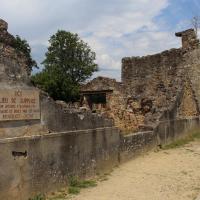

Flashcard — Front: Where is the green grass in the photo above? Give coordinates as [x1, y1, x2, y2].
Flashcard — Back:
[48, 192, 67, 200]
[162, 130, 200, 149]
[67, 177, 97, 195]
[29, 194, 45, 200]
[68, 186, 80, 195]
[46, 177, 97, 199]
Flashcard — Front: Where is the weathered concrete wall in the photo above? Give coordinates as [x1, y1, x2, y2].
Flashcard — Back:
[156, 117, 200, 145]
[0, 127, 120, 200]
[0, 117, 200, 200]
[40, 93, 114, 132]
[120, 117, 200, 162]
[120, 131, 156, 162]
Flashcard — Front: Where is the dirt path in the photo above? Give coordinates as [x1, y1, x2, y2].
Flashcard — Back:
[70, 140, 200, 200]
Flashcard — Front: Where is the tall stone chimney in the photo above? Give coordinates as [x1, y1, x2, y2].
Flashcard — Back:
[175, 29, 199, 50]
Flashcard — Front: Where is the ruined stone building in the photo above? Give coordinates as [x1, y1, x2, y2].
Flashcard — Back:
[1, 19, 200, 200]
[81, 28, 200, 133]
[1, 18, 200, 137]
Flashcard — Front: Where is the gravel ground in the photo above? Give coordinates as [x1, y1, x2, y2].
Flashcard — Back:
[70, 140, 200, 200]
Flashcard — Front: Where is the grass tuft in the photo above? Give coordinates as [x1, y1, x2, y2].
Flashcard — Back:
[162, 130, 200, 149]
[29, 194, 45, 200]
[68, 186, 80, 195]
[67, 176, 97, 195]
[48, 193, 67, 200]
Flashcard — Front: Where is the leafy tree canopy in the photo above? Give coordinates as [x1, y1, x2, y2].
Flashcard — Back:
[13, 35, 38, 74]
[32, 30, 98, 102]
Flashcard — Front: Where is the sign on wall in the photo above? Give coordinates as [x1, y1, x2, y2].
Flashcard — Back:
[0, 89, 40, 121]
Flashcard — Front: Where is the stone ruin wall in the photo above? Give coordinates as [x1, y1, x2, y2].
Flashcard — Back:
[81, 77, 148, 133]
[81, 29, 200, 134]
[82, 48, 198, 133]
[121, 29, 200, 129]
[183, 48, 200, 109]
[177, 80, 199, 117]
[122, 49, 184, 96]
[0, 19, 31, 86]
[121, 49, 184, 127]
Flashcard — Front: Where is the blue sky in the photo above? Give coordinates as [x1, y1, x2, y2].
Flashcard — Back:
[0, 0, 199, 80]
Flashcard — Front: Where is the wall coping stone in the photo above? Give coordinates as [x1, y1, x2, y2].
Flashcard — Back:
[0, 126, 119, 144]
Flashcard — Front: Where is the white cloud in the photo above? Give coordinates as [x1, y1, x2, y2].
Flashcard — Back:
[86, 0, 169, 38]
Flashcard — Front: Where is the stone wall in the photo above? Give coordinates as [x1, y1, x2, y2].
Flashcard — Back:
[119, 29, 200, 132]
[122, 48, 183, 93]
[81, 77, 146, 133]
[81, 76, 123, 92]
[175, 29, 200, 50]
[177, 79, 199, 117]
[184, 48, 200, 108]
[0, 19, 30, 85]
[122, 49, 183, 127]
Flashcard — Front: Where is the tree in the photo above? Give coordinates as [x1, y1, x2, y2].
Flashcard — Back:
[13, 35, 38, 75]
[32, 30, 98, 102]
[191, 16, 200, 36]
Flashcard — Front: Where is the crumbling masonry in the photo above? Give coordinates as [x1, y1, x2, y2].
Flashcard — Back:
[81, 29, 200, 133]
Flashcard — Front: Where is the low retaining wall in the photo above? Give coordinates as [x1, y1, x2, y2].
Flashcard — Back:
[120, 131, 156, 162]
[0, 117, 200, 199]
[156, 117, 200, 145]
[120, 117, 200, 162]
[41, 94, 114, 132]
[0, 127, 120, 200]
